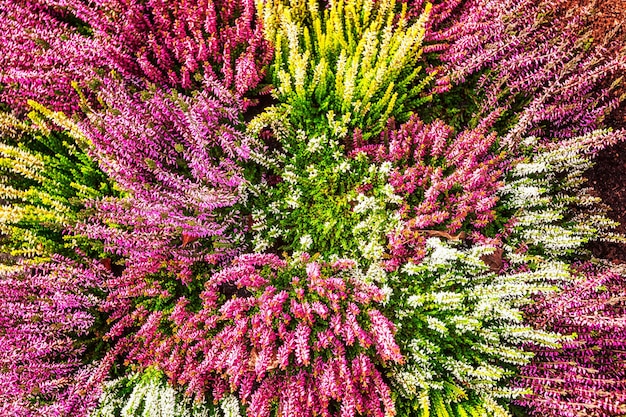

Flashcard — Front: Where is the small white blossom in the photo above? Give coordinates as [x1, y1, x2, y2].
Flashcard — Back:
[299, 234, 313, 250]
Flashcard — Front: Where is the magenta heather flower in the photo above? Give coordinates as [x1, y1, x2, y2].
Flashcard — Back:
[104, 253, 402, 417]
[75, 79, 251, 283]
[351, 115, 506, 268]
[516, 264, 626, 417]
[0, 258, 111, 417]
[434, 0, 625, 143]
[0, 0, 271, 114]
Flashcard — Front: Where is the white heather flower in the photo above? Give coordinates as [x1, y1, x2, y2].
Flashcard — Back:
[380, 284, 393, 305]
[267, 226, 283, 239]
[407, 294, 426, 308]
[426, 238, 461, 265]
[306, 134, 325, 153]
[364, 263, 388, 283]
[220, 395, 242, 417]
[253, 235, 270, 253]
[381, 183, 403, 204]
[513, 162, 549, 176]
[378, 161, 393, 176]
[299, 234, 313, 250]
[282, 165, 299, 184]
[425, 316, 448, 336]
[306, 164, 319, 178]
[334, 160, 351, 173]
[522, 136, 539, 146]
[285, 188, 302, 208]
[358, 238, 385, 261]
[268, 201, 281, 214]
[251, 210, 267, 232]
[353, 194, 378, 213]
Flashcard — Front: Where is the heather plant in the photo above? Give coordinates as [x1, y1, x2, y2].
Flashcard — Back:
[499, 131, 625, 262]
[2, 0, 626, 416]
[351, 114, 506, 269]
[435, 0, 626, 143]
[0, 104, 114, 267]
[0, 0, 105, 114]
[0, 0, 272, 115]
[103, 253, 402, 417]
[58, 0, 273, 99]
[0, 258, 112, 417]
[258, 0, 436, 140]
[381, 238, 563, 417]
[245, 110, 403, 261]
[75, 79, 251, 283]
[515, 264, 626, 417]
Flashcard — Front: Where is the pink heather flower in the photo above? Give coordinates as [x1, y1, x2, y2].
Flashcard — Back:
[516, 264, 626, 417]
[351, 115, 505, 267]
[0, 258, 109, 417]
[0, 0, 272, 114]
[104, 253, 401, 417]
[433, 0, 625, 144]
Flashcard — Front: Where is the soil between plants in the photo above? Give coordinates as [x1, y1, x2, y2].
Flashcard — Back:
[569, 0, 626, 263]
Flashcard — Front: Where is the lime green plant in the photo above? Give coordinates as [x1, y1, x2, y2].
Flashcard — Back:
[258, 0, 435, 140]
[0, 103, 114, 266]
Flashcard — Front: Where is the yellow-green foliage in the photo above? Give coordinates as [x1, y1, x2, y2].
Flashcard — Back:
[0, 105, 113, 266]
[258, 0, 434, 139]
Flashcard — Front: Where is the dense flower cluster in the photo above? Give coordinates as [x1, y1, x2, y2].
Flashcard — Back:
[0, 259, 111, 416]
[107, 254, 402, 417]
[518, 264, 626, 417]
[1, 0, 626, 416]
[0, 0, 272, 114]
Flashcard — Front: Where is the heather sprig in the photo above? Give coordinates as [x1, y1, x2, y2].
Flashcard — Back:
[259, 0, 435, 140]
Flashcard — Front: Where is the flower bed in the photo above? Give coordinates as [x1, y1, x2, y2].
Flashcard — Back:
[1, 0, 625, 416]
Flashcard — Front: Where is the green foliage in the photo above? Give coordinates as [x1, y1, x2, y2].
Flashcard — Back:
[245, 111, 401, 262]
[258, 0, 434, 140]
[0, 103, 114, 266]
